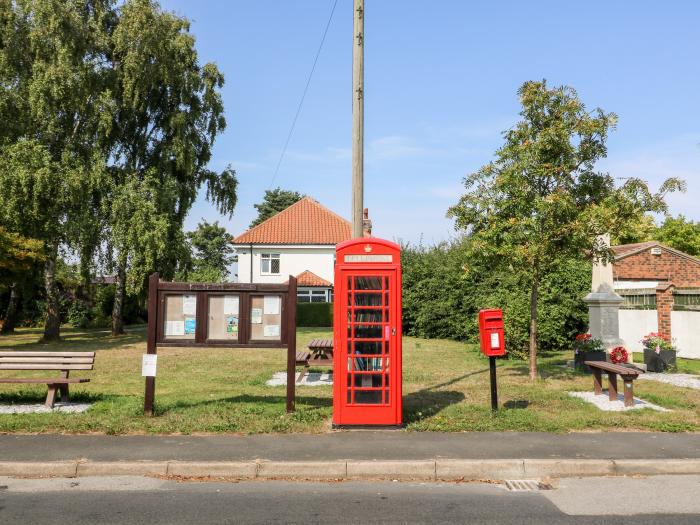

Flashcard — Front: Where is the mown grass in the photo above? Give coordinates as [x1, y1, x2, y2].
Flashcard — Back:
[0, 326, 699, 434]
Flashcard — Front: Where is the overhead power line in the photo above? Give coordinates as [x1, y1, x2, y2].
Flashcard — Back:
[267, 0, 339, 189]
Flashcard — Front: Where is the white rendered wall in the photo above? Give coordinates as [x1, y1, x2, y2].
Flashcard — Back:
[235, 245, 335, 284]
[619, 309, 658, 353]
[671, 311, 700, 359]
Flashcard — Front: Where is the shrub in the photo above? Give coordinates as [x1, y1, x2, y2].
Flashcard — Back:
[297, 302, 333, 327]
[67, 300, 92, 328]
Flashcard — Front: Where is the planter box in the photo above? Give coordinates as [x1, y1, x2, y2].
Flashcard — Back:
[644, 348, 677, 373]
[574, 350, 606, 373]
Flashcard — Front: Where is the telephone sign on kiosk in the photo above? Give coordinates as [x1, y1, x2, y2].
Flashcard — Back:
[478, 308, 506, 357]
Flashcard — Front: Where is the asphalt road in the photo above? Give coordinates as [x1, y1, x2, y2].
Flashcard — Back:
[1, 476, 699, 524]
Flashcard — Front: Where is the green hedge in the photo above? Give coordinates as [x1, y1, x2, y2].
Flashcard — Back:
[297, 302, 333, 327]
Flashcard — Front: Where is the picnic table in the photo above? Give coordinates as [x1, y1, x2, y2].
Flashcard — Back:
[295, 339, 333, 382]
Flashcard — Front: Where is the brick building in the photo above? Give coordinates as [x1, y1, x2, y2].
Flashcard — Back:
[612, 241, 700, 358]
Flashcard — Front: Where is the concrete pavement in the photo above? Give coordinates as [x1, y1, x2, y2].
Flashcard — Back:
[1, 432, 699, 480]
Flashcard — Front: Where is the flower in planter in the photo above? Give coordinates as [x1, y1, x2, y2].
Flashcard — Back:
[610, 346, 628, 364]
[573, 333, 604, 354]
[641, 332, 675, 353]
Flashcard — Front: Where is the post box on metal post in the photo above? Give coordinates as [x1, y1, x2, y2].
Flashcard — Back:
[478, 308, 506, 411]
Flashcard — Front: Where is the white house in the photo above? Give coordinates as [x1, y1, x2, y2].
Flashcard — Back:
[232, 197, 354, 302]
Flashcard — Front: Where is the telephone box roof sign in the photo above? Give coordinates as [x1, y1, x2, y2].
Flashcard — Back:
[333, 238, 403, 427]
[336, 237, 401, 265]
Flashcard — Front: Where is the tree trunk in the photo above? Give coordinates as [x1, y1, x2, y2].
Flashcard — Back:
[111, 254, 127, 336]
[1, 283, 20, 334]
[43, 242, 61, 341]
[528, 271, 539, 381]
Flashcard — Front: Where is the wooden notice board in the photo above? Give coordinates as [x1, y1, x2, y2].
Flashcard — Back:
[144, 273, 298, 415]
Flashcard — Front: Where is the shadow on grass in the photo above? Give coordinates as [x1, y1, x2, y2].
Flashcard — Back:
[0, 390, 112, 404]
[403, 390, 465, 423]
[155, 394, 333, 415]
[0, 328, 145, 352]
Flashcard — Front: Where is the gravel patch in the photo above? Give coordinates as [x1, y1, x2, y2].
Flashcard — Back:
[266, 371, 333, 387]
[638, 373, 700, 390]
[0, 402, 93, 414]
[568, 391, 669, 412]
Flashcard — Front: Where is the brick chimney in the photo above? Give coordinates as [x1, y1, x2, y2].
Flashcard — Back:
[362, 208, 372, 237]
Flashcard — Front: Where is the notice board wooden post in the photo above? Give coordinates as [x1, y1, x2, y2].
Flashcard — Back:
[286, 276, 297, 412]
[143, 273, 298, 416]
[144, 272, 159, 416]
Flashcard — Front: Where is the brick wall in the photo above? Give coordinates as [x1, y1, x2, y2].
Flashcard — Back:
[613, 248, 700, 287]
[656, 284, 675, 339]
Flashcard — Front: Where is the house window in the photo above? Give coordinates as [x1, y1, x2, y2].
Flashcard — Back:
[260, 253, 280, 275]
[297, 290, 329, 303]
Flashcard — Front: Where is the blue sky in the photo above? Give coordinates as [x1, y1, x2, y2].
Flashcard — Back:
[161, 0, 700, 244]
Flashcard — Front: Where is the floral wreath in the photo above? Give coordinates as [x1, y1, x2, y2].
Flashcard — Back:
[610, 346, 628, 364]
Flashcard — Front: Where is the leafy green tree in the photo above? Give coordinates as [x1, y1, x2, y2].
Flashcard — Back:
[448, 81, 684, 380]
[0, 0, 113, 340]
[104, 0, 237, 335]
[0, 227, 44, 332]
[178, 220, 235, 282]
[250, 188, 303, 228]
[654, 215, 700, 257]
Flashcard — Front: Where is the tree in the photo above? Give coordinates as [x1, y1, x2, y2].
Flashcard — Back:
[0, 0, 113, 340]
[448, 81, 684, 380]
[654, 215, 700, 257]
[179, 220, 235, 282]
[0, 227, 44, 332]
[104, 0, 237, 335]
[250, 188, 303, 227]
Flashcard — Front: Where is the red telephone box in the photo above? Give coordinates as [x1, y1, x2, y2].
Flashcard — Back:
[333, 238, 402, 426]
[478, 308, 506, 357]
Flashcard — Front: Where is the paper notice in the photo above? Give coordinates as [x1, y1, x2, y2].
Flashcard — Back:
[490, 332, 500, 349]
[223, 295, 239, 315]
[183, 294, 197, 316]
[226, 315, 239, 335]
[251, 308, 263, 324]
[184, 317, 196, 335]
[142, 354, 157, 377]
[263, 295, 280, 315]
[165, 320, 185, 336]
[263, 324, 280, 338]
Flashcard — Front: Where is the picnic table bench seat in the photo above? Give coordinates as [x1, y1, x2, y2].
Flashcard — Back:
[584, 360, 643, 407]
[0, 351, 95, 407]
[295, 339, 334, 382]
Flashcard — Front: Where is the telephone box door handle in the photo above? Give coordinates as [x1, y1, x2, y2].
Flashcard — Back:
[391, 328, 396, 336]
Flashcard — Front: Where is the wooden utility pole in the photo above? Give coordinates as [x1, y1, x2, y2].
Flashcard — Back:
[351, 0, 364, 238]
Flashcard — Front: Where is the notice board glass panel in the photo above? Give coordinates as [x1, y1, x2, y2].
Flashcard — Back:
[207, 295, 240, 341]
[250, 295, 281, 341]
[163, 294, 196, 340]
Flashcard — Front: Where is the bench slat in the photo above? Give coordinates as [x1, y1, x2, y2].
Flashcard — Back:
[0, 357, 95, 364]
[584, 361, 641, 376]
[0, 352, 95, 357]
[0, 364, 94, 370]
[0, 378, 90, 384]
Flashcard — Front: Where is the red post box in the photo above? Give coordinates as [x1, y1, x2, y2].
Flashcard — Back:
[478, 308, 506, 357]
[333, 238, 402, 426]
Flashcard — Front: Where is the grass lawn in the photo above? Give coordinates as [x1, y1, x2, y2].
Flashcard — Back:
[1, 326, 699, 434]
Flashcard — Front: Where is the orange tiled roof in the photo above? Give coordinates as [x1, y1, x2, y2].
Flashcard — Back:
[294, 270, 332, 287]
[611, 241, 658, 258]
[232, 197, 351, 245]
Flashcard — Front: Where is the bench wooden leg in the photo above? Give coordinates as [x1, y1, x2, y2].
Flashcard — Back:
[297, 364, 309, 383]
[608, 372, 618, 401]
[59, 383, 69, 403]
[45, 384, 57, 408]
[593, 368, 603, 395]
[623, 380, 634, 407]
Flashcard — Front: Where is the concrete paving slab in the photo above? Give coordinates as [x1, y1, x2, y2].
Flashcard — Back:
[568, 391, 669, 411]
[0, 402, 92, 414]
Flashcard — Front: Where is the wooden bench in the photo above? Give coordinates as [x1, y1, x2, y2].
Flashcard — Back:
[0, 352, 95, 407]
[295, 339, 333, 382]
[584, 360, 642, 407]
